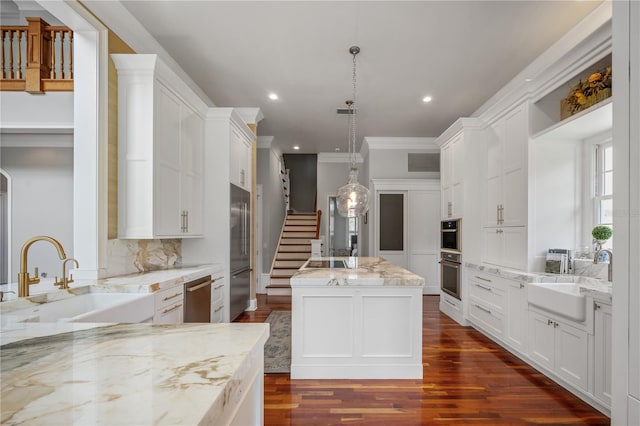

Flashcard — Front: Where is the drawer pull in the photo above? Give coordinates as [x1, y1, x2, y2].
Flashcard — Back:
[519, 283, 525, 289]
[475, 304, 491, 315]
[475, 276, 492, 283]
[162, 292, 182, 301]
[162, 303, 183, 314]
[213, 284, 224, 290]
[214, 305, 224, 313]
[445, 299, 457, 307]
[475, 283, 493, 292]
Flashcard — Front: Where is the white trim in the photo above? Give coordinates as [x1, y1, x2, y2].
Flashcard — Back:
[259, 273, 270, 294]
[317, 152, 363, 164]
[434, 118, 486, 147]
[363, 137, 439, 151]
[0, 169, 11, 283]
[235, 108, 264, 125]
[0, 134, 74, 148]
[246, 298, 258, 311]
[206, 108, 256, 142]
[257, 136, 274, 149]
[0, 123, 74, 134]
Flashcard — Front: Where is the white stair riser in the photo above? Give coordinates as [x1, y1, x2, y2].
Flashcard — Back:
[271, 268, 299, 276]
[282, 232, 316, 238]
[277, 253, 310, 260]
[284, 225, 316, 232]
[275, 260, 306, 268]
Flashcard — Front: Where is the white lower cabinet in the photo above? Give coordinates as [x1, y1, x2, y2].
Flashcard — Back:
[210, 273, 226, 323]
[505, 280, 527, 354]
[593, 301, 612, 406]
[528, 309, 588, 391]
[153, 285, 185, 323]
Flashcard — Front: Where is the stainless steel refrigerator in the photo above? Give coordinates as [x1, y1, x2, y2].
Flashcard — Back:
[230, 183, 251, 321]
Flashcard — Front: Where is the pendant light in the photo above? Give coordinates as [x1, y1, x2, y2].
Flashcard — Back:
[336, 46, 370, 218]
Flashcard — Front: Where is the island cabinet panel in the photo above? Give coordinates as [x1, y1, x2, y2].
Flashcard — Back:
[291, 285, 423, 379]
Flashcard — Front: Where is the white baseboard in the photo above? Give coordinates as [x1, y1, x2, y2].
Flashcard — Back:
[246, 298, 257, 311]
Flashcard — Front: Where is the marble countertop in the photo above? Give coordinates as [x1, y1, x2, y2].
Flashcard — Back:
[1, 322, 269, 425]
[0, 265, 220, 314]
[291, 257, 424, 287]
[465, 262, 612, 303]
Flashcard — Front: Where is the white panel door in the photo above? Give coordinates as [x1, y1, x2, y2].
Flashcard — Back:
[377, 191, 407, 268]
[408, 189, 440, 294]
[555, 321, 589, 391]
[505, 279, 527, 354]
[528, 310, 555, 371]
[501, 226, 527, 270]
[154, 85, 182, 236]
[594, 302, 613, 406]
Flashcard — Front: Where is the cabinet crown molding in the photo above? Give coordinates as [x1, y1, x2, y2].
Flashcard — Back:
[435, 117, 487, 147]
[206, 108, 256, 142]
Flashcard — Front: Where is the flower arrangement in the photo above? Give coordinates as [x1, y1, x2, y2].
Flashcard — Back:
[561, 66, 612, 119]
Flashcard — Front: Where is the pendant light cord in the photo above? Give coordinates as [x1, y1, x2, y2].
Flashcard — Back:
[350, 47, 359, 171]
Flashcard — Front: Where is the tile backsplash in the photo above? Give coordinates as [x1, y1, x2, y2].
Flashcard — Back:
[106, 239, 181, 277]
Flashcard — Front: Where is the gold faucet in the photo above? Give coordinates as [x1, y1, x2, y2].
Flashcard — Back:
[55, 258, 79, 289]
[18, 236, 67, 297]
[594, 249, 613, 282]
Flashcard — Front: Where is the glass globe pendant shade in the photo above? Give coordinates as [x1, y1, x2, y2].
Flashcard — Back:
[336, 168, 370, 217]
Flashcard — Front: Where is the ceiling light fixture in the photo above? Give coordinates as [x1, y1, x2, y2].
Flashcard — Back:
[293, 145, 300, 150]
[268, 93, 279, 100]
[422, 96, 433, 103]
[336, 46, 370, 218]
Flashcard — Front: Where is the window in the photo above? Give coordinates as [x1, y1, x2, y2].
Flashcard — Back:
[593, 141, 613, 247]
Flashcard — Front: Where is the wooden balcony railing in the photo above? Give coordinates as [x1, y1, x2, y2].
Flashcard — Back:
[0, 17, 73, 93]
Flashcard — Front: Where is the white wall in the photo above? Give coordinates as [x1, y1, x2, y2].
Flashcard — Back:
[256, 143, 286, 274]
[0, 145, 74, 279]
[530, 139, 583, 271]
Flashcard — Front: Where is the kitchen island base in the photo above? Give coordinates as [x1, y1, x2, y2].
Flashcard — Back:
[291, 283, 423, 379]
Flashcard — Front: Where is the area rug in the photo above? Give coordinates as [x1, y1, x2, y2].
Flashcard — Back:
[264, 310, 291, 373]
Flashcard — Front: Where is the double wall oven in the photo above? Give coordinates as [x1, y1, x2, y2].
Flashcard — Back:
[440, 219, 461, 300]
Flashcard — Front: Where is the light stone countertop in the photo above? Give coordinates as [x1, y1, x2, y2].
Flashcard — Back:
[1, 322, 269, 425]
[0, 264, 220, 314]
[465, 262, 612, 303]
[291, 257, 425, 287]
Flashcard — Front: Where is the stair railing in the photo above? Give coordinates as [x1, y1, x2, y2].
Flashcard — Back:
[280, 167, 290, 212]
[1, 17, 73, 93]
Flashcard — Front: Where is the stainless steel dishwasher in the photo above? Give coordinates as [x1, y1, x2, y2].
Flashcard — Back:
[184, 275, 212, 322]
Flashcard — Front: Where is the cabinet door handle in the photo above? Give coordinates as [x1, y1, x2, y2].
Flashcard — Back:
[475, 304, 491, 314]
[445, 299, 457, 307]
[595, 303, 601, 310]
[214, 305, 224, 313]
[519, 283, 525, 289]
[496, 204, 500, 224]
[162, 292, 182, 301]
[475, 276, 492, 283]
[553, 321, 559, 328]
[475, 283, 493, 292]
[162, 303, 183, 314]
[185, 211, 189, 233]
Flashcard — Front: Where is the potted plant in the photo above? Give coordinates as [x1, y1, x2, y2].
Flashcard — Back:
[592, 225, 613, 252]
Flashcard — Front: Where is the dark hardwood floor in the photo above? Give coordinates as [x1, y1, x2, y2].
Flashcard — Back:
[235, 294, 610, 425]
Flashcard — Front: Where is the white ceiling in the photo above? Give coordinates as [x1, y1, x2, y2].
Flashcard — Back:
[116, 1, 600, 153]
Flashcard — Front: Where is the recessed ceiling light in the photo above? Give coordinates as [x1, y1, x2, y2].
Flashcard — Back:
[335, 148, 341, 152]
[525, 78, 533, 82]
[268, 93, 279, 100]
[422, 96, 433, 103]
[293, 145, 300, 150]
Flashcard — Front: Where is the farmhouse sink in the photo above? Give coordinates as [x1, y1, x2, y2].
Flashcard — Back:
[2, 292, 154, 324]
[527, 282, 586, 321]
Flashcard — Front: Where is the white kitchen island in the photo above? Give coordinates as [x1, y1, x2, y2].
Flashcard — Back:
[290, 257, 424, 379]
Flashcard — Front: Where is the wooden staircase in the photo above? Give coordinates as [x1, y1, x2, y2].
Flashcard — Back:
[267, 212, 320, 296]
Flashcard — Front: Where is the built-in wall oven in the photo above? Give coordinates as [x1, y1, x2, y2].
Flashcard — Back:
[440, 219, 461, 300]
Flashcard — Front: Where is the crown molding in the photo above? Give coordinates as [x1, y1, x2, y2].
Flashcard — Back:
[235, 108, 264, 125]
[257, 136, 274, 149]
[434, 117, 487, 147]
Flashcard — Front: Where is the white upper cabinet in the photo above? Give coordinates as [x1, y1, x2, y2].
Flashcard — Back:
[484, 104, 527, 228]
[230, 126, 252, 191]
[113, 54, 206, 239]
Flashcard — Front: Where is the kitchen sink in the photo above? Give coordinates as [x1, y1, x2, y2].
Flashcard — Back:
[2, 292, 154, 324]
[527, 282, 586, 321]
